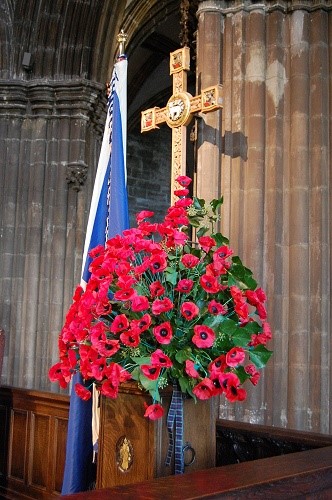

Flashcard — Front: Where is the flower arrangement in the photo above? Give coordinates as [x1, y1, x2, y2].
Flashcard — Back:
[49, 176, 272, 420]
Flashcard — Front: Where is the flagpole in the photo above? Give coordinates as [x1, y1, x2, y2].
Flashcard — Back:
[61, 30, 129, 495]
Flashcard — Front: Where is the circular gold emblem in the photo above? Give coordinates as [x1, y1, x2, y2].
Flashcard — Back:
[165, 92, 192, 128]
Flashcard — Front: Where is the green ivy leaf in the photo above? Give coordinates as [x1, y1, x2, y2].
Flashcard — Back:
[165, 266, 178, 285]
[231, 329, 252, 347]
[211, 197, 223, 212]
[175, 347, 192, 363]
[249, 345, 273, 369]
[203, 314, 225, 330]
[131, 356, 151, 366]
[213, 233, 229, 246]
[234, 365, 250, 384]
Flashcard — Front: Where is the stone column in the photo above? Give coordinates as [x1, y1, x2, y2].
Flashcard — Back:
[196, 1, 223, 204]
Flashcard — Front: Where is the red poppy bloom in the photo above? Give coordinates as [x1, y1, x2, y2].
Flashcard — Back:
[174, 188, 189, 197]
[114, 288, 137, 301]
[74, 383, 92, 401]
[104, 362, 131, 384]
[149, 253, 167, 274]
[96, 339, 120, 357]
[192, 378, 215, 400]
[208, 300, 227, 316]
[91, 357, 107, 381]
[151, 349, 172, 368]
[144, 403, 164, 420]
[151, 297, 174, 315]
[181, 254, 199, 268]
[219, 372, 247, 402]
[110, 314, 129, 333]
[174, 197, 193, 208]
[175, 279, 194, 293]
[131, 313, 152, 332]
[131, 295, 150, 312]
[100, 379, 119, 398]
[198, 235, 216, 253]
[192, 325, 215, 348]
[176, 175, 192, 187]
[234, 301, 249, 320]
[48, 362, 70, 388]
[245, 364, 261, 386]
[141, 364, 161, 380]
[149, 281, 165, 298]
[120, 328, 140, 347]
[200, 274, 220, 294]
[208, 355, 227, 375]
[136, 210, 155, 224]
[90, 321, 107, 345]
[185, 360, 200, 378]
[226, 347, 246, 367]
[153, 322, 173, 344]
[180, 301, 199, 321]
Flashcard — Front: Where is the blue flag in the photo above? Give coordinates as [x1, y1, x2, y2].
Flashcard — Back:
[61, 56, 129, 495]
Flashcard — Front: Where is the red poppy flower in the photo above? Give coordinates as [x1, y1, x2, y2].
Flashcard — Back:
[141, 364, 161, 380]
[192, 325, 215, 348]
[144, 403, 164, 420]
[208, 355, 227, 375]
[174, 188, 189, 197]
[234, 301, 249, 320]
[153, 322, 173, 344]
[91, 357, 106, 381]
[192, 378, 215, 400]
[104, 362, 131, 384]
[100, 379, 119, 398]
[175, 279, 194, 293]
[48, 363, 70, 389]
[131, 314, 152, 332]
[149, 281, 165, 298]
[219, 372, 247, 402]
[181, 254, 199, 268]
[114, 288, 137, 301]
[245, 364, 261, 386]
[200, 274, 220, 294]
[176, 175, 192, 187]
[90, 321, 107, 345]
[198, 235, 216, 253]
[174, 197, 193, 208]
[110, 314, 129, 333]
[74, 383, 92, 401]
[226, 347, 246, 367]
[136, 210, 155, 224]
[151, 349, 172, 368]
[149, 253, 167, 274]
[96, 339, 120, 357]
[151, 297, 174, 315]
[185, 360, 200, 378]
[120, 328, 140, 347]
[208, 300, 227, 316]
[131, 295, 150, 312]
[180, 301, 199, 321]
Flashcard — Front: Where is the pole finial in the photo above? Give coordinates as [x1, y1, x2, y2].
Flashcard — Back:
[117, 30, 128, 58]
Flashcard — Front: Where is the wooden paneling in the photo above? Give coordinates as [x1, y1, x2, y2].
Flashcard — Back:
[0, 386, 69, 499]
[97, 383, 216, 489]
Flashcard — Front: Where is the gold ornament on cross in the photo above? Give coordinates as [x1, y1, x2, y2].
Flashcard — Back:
[141, 47, 223, 202]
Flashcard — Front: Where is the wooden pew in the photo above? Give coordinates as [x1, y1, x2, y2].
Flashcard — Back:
[62, 445, 332, 499]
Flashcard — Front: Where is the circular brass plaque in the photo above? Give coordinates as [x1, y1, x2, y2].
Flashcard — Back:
[165, 92, 192, 128]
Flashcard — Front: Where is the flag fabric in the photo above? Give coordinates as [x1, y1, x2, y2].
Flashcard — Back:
[61, 55, 129, 495]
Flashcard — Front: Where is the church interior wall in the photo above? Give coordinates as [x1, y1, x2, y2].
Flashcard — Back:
[0, 0, 331, 440]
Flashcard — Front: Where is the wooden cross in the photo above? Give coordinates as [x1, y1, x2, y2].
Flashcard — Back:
[141, 46, 223, 202]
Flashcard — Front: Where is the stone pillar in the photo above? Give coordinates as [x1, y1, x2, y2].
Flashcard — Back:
[196, 1, 223, 204]
[0, 80, 105, 390]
